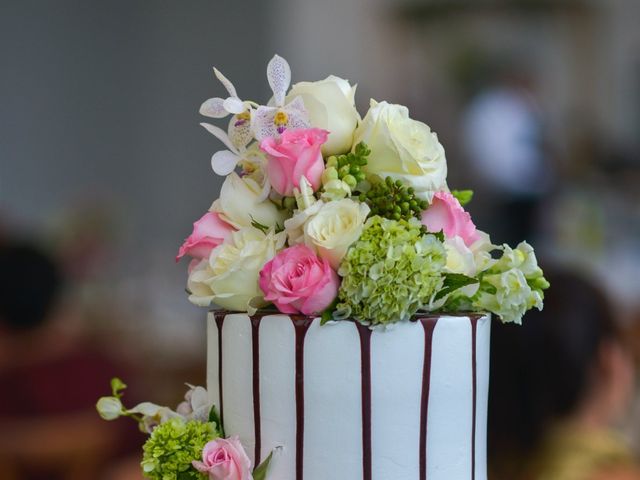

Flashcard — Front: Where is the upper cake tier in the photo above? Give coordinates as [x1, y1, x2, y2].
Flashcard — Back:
[207, 312, 491, 480]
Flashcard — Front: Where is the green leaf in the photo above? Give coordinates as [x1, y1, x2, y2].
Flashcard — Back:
[250, 216, 270, 234]
[110, 377, 127, 398]
[208, 405, 225, 437]
[319, 298, 339, 325]
[253, 451, 274, 480]
[435, 273, 478, 301]
[451, 189, 474, 206]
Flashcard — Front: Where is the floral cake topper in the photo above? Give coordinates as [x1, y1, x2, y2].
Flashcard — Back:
[179, 54, 549, 326]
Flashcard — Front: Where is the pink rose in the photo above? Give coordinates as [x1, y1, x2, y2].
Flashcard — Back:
[192, 436, 252, 480]
[259, 128, 328, 196]
[259, 244, 339, 315]
[176, 212, 235, 261]
[421, 191, 480, 246]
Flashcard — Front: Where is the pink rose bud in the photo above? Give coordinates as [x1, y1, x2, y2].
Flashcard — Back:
[259, 244, 339, 315]
[421, 191, 480, 246]
[259, 128, 329, 197]
[176, 212, 236, 262]
[192, 436, 252, 480]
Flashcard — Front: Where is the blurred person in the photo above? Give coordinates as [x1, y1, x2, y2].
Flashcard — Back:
[0, 239, 139, 480]
[462, 62, 553, 246]
[488, 269, 639, 480]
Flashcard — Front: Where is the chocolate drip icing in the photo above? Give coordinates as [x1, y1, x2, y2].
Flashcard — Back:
[470, 316, 478, 480]
[292, 317, 313, 480]
[356, 323, 373, 480]
[251, 317, 262, 468]
[419, 317, 438, 480]
[214, 313, 226, 431]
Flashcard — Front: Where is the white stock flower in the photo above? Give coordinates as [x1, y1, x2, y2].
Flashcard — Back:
[287, 75, 359, 155]
[287, 198, 370, 270]
[354, 100, 448, 201]
[188, 227, 286, 311]
[211, 172, 286, 229]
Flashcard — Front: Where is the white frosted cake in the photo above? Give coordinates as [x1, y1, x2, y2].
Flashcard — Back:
[97, 54, 547, 480]
[207, 313, 490, 480]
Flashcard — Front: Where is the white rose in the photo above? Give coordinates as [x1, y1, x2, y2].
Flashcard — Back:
[354, 100, 448, 201]
[211, 172, 286, 229]
[287, 75, 359, 156]
[187, 227, 286, 311]
[287, 198, 369, 269]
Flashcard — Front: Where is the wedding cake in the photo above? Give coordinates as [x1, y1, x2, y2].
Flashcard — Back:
[97, 55, 548, 480]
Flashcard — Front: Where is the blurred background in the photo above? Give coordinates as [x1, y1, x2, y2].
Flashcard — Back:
[1, 0, 639, 478]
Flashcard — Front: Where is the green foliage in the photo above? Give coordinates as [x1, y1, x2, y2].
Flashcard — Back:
[141, 418, 216, 480]
[253, 451, 275, 480]
[336, 216, 446, 326]
[359, 176, 429, 221]
[111, 377, 127, 398]
[434, 273, 478, 301]
[208, 405, 224, 438]
[451, 189, 474, 206]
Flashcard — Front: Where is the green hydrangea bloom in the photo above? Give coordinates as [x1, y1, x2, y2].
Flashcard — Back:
[336, 215, 446, 325]
[141, 417, 216, 480]
[472, 241, 550, 324]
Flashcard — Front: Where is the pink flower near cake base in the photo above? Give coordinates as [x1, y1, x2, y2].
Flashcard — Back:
[259, 128, 328, 196]
[192, 436, 252, 480]
[421, 191, 480, 246]
[259, 244, 339, 315]
[176, 212, 235, 261]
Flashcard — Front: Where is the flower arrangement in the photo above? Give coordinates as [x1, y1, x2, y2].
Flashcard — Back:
[178, 55, 549, 326]
[97, 379, 274, 480]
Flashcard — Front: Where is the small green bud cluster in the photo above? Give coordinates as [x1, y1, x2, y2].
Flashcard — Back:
[359, 176, 428, 221]
[325, 142, 370, 190]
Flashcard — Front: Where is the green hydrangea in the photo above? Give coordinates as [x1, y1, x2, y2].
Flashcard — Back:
[335, 216, 446, 325]
[472, 241, 550, 324]
[141, 417, 216, 480]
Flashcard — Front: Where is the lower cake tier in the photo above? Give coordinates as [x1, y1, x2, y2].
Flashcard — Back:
[207, 312, 490, 480]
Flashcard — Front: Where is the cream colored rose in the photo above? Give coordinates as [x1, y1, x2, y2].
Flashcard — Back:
[286, 75, 359, 156]
[211, 172, 286, 229]
[290, 198, 369, 269]
[354, 100, 448, 201]
[187, 227, 286, 311]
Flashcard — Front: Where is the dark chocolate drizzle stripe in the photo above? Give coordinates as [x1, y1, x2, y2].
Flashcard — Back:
[292, 316, 313, 480]
[356, 323, 373, 480]
[470, 316, 478, 480]
[419, 317, 438, 480]
[214, 313, 226, 431]
[251, 317, 262, 468]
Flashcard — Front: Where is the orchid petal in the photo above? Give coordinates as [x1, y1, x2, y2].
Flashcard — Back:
[211, 150, 240, 176]
[283, 96, 311, 130]
[223, 96, 245, 114]
[200, 123, 237, 153]
[199, 97, 229, 118]
[251, 106, 279, 141]
[213, 67, 237, 98]
[267, 55, 291, 107]
[228, 115, 253, 150]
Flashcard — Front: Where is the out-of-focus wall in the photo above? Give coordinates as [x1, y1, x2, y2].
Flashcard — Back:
[0, 0, 271, 351]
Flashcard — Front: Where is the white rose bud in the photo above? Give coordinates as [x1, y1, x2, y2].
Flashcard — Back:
[211, 172, 286, 229]
[354, 100, 448, 201]
[298, 198, 370, 269]
[287, 76, 359, 156]
[187, 227, 286, 311]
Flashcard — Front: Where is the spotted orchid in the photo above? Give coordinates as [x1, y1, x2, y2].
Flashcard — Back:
[200, 68, 255, 175]
[252, 55, 310, 141]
